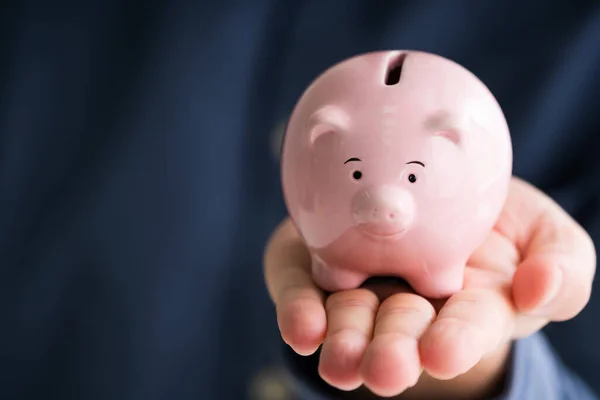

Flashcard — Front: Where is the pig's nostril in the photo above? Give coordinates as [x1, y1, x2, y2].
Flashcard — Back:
[388, 213, 395, 219]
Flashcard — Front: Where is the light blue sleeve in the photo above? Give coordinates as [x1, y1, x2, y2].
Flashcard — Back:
[491, 332, 598, 400]
[281, 332, 598, 400]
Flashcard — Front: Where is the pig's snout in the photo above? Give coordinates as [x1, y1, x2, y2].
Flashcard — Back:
[351, 186, 415, 237]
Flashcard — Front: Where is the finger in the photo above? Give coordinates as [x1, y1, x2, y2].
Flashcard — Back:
[419, 288, 514, 380]
[264, 219, 327, 355]
[360, 293, 436, 397]
[510, 194, 596, 321]
[318, 289, 379, 391]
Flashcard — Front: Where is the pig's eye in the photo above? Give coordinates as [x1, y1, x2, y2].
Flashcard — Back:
[352, 170, 363, 180]
[408, 173, 417, 183]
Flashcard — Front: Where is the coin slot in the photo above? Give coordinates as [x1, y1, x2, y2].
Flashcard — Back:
[385, 53, 406, 86]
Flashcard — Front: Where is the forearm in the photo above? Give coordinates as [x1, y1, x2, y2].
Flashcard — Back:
[281, 332, 598, 400]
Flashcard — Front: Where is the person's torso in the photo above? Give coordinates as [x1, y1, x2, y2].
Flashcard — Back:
[1, 1, 599, 399]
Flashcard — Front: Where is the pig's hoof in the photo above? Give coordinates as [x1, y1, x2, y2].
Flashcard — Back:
[311, 257, 368, 292]
[410, 267, 465, 299]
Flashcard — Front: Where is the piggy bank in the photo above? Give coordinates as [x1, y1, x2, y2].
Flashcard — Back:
[280, 51, 512, 299]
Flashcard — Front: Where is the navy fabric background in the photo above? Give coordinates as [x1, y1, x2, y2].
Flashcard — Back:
[1, 1, 599, 399]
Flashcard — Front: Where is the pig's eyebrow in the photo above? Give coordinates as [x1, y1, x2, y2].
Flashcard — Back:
[344, 157, 362, 164]
[406, 161, 425, 167]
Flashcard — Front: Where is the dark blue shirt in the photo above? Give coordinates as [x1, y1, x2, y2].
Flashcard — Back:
[1, 1, 599, 399]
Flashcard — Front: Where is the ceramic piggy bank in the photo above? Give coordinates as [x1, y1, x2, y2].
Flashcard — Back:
[280, 51, 512, 299]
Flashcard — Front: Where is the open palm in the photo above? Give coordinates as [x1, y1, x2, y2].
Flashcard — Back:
[264, 177, 596, 397]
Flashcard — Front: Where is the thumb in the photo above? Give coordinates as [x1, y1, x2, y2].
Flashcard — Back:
[506, 180, 596, 321]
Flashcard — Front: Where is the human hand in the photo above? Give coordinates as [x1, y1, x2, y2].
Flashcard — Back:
[264, 177, 596, 398]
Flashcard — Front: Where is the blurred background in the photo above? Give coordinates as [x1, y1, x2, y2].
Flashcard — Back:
[1, 1, 599, 399]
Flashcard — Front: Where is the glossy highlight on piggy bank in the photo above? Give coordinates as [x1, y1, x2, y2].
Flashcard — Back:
[280, 51, 513, 299]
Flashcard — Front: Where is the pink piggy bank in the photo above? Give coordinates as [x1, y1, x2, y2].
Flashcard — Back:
[280, 51, 513, 299]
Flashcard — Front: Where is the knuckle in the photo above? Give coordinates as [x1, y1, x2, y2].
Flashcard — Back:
[375, 295, 436, 337]
[326, 327, 371, 343]
[325, 289, 379, 313]
[277, 299, 310, 328]
[444, 297, 480, 315]
[443, 289, 504, 316]
[278, 284, 323, 307]
[379, 293, 435, 318]
[434, 316, 483, 335]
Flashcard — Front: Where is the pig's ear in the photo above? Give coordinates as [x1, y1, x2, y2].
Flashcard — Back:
[308, 124, 336, 146]
[425, 111, 463, 146]
[307, 105, 350, 147]
[433, 128, 462, 145]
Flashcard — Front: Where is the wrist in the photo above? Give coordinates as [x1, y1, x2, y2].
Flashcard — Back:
[401, 342, 512, 400]
[348, 342, 512, 400]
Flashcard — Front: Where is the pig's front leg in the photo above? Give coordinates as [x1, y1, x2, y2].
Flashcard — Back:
[311, 255, 368, 292]
[408, 263, 466, 300]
